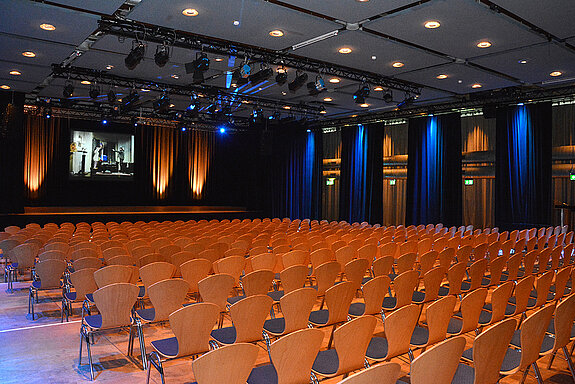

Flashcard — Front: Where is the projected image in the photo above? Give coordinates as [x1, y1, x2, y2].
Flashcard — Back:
[70, 130, 134, 179]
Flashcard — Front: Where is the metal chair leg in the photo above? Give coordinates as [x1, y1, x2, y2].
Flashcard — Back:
[79, 328, 84, 365]
[137, 320, 147, 370]
[547, 350, 557, 369]
[147, 351, 165, 384]
[520, 365, 530, 384]
[86, 331, 94, 381]
[564, 346, 575, 379]
[532, 362, 544, 384]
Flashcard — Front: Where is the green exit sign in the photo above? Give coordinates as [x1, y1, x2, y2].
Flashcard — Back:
[326, 178, 335, 186]
[389, 179, 396, 186]
[465, 179, 474, 185]
[570, 174, 575, 181]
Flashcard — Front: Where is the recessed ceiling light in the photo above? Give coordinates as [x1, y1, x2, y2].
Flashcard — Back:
[424, 21, 441, 29]
[356, 0, 370, 2]
[471, 83, 482, 88]
[233, 20, 240, 26]
[141, 88, 151, 92]
[392, 62, 404, 68]
[550, 71, 563, 77]
[373, 86, 384, 91]
[0, 85, 11, 90]
[436, 74, 448, 79]
[40, 23, 56, 31]
[283, 105, 291, 110]
[22, 51, 36, 58]
[171, 74, 179, 79]
[106, 65, 114, 70]
[329, 78, 340, 84]
[269, 30, 284, 37]
[518, 59, 528, 64]
[169, 104, 175, 108]
[214, 57, 224, 62]
[338, 47, 352, 54]
[476, 41, 492, 48]
[182, 8, 199, 17]
[371, 55, 377, 60]
[80, 80, 91, 85]
[457, 80, 463, 84]
[323, 97, 333, 102]
[9, 70, 21, 76]
[360, 103, 369, 108]
[320, 109, 327, 114]
[281, 91, 287, 95]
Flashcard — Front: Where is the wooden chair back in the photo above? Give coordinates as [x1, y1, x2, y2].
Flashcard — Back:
[486, 242, 501, 262]
[69, 268, 98, 301]
[168, 303, 219, 357]
[552, 293, 575, 351]
[378, 242, 398, 259]
[332, 315, 378, 376]
[213, 256, 245, 285]
[34, 259, 66, 289]
[420, 266, 447, 303]
[94, 265, 134, 288]
[282, 250, 309, 268]
[357, 244, 377, 269]
[280, 288, 318, 334]
[131, 245, 155, 260]
[521, 249, 538, 276]
[139, 261, 176, 289]
[553, 267, 572, 302]
[70, 248, 100, 261]
[445, 262, 467, 296]
[311, 248, 335, 271]
[12, 243, 38, 269]
[411, 336, 466, 384]
[485, 256, 505, 287]
[102, 247, 129, 263]
[158, 244, 182, 260]
[38, 249, 67, 262]
[362, 275, 391, 316]
[373, 256, 394, 277]
[489, 281, 515, 324]
[533, 270, 554, 308]
[400, 241, 418, 256]
[198, 249, 220, 264]
[537, 248, 552, 273]
[250, 253, 277, 272]
[280, 265, 308, 294]
[229, 294, 273, 343]
[323, 281, 356, 325]
[314, 261, 341, 296]
[550, 246, 562, 270]
[336, 362, 400, 384]
[335, 245, 355, 267]
[344, 258, 369, 292]
[108, 255, 136, 266]
[472, 243, 488, 261]
[458, 287, 488, 334]
[465, 259, 487, 291]
[396, 252, 417, 275]
[192, 343, 259, 384]
[384, 304, 420, 359]
[73, 257, 103, 271]
[393, 270, 419, 308]
[456, 245, 472, 265]
[426, 295, 457, 345]
[438, 247, 455, 269]
[183, 242, 206, 255]
[504, 253, 522, 282]
[515, 304, 556, 371]
[180, 258, 211, 294]
[270, 328, 326, 384]
[93, 283, 139, 328]
[241, 269, 274, 296]
[147, 278, 189, 321]
[44, 242, 71, 255]
[472, 317, 518, 383]
[198, 273, 235, 312]
[511, 276, 536, 315]
[419, 250, 438, 275]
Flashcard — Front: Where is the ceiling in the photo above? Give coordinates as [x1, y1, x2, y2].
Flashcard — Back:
[0, 0, 574, 120]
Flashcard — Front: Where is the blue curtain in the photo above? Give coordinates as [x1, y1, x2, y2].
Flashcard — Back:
[339, 122, 384, 224]
[269, 122, 323, 219]
[406, 113, 462, 226]
[495, 102, 552, 229]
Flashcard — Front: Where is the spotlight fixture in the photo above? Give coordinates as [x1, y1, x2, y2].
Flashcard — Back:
[154, 44, 170, 67]
[550, 71, 562, 77]
[392, 62, 404, 68]
[185, 52, 210, 84]
[383, 90, 393, 103]
[122, 89, 140, 109]
[248, 65, 273, 84]
[107, 88, 116, 104]
[353, 84, 370, 104]
[396, 95, 415, 109]
[424, 20, 440, 29]
[153, 93, 171, 114]
[471, 83, 482, 88]
[89, 84, 100, 99]
[476, 41, 492, 48]
[63, 81, 74, 98]
[22, 51, 36, 58]
[288, 71, 308, 92]
[338, 47, 352, 54]
[436, 74, 448, 79]
[269, 30, 284, 37]
[125, 41, 145, 70]
[329, 78, 340, 84]
[0, 85, 10, 90]
[40, 23, 56, 31]
[275, 66, 288, 85]
[9, 70, 21, 76]
[307, 75, 326, 96]
[43, 105, 52, 119]
[320, 105, 327, 114]
[182, 8, 199, 17]
[231, 69, 249, 87]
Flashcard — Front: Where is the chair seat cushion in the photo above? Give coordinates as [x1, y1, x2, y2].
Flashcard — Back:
[211, 326, 237, 345]
[447, 318, 463, 334]
[460, 281, 471, 291]
[412, 290, 426, 303]
[366, 336, 389, 360]
[136, 308, 156, 322]
[478, 310, 492, 325]
[64, 292, 77, 302]
[362, 276, 372, 284]
[452, 363, 475, 384]
[227, 295, 246, 305]
[462, 347, 473, 362]
[438, 285, 450, 296]
[138, 285, 146, 298]
[85, 293, 94, 303]
[267, 291, 284, 302]
[382, 296, 397, 310]
[309, 309, 329, 325]
[263, 318, 286, 335]
[312, 349, 339, 376]
[410, 326, 429, 346]
[247, 363, 278, 384]
[84, 314, 103, 329]
[500, 348, 522, 372]
[32, 281, 42, 289]
[482, 303, 516, 316]
[151, 337, 179, 358]
[348, 302, 366, 317]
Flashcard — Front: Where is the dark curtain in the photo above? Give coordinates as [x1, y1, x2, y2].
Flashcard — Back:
[0, 91, 25, 213]
[495, 102, 552, 229]
[339, 122, 384, 224]
[406, 113, 462, 227]
[268, 121, 323, 220]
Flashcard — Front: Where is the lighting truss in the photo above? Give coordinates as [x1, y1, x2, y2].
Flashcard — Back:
[97, 17, 422, 95]
[51, 64, 323, 115]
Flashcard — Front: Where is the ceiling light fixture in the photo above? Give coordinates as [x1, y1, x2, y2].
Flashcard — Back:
[323, 97, 333, 102]
[214, 57, 224, 62]
[373, 86, 383, 91]
[329, 78, 340, 84]
[185, 52, 210, 84]
[353, 84, 370, 104]
[476, 41, 492, 48]
[107, 89, 116, 104]
[106, 65, 114, 70]
[320, 105, 327, 114]
[125, 41, 146, 70]
[283, 105, 291, 110]
[424, 20, 441, 29]
[62, 81, 74, 98]
[275, 66, 288, 85]
[249, 65, 273, 84]
[182, 8, 199, 16]
[471, 83, 482, 88]
[338, 47, 352, 54]
[9, 71, 21, 76]
[518, 59, 528, 64]
[22, 51, 36, 58]
[307, 75, 326, 96]
[40, 23, 56, 31]
[360, 103, 369, 108]
[153, 93, 171, 114]
[288, 71, 308, 92]
[154, 43, 170, 67]
[383, 91, 393, 103]
[89, 84, 100, 99]
[269, 30, 284, 37]
[171, 74, 179, 79]
[0, 85, 11, 90]
[233, 20, 240, 26]
[550, 71, 563, 77]
[392, 62, 404, 68]
[436, 74, 448, 79]
[80, 80, 91, 85]
[371, 55, 377, 60]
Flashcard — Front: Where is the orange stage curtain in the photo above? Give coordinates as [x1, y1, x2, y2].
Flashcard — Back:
[185, 130, 214, 199]
[148, 125, 178, 200]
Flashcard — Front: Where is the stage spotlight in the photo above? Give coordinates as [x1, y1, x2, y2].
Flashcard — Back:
[383, 90, 393, 103]
[125, 41, 145, 70]
[276, 66, 288, 85]
[288, 71, 308, 92]
[185, 101, 200, 118]
[63, 81, 74, 98]
[396, 95, 415, 110]
[153, 93, 171, 114]
[107, 89, 116, 104]
[251, 108, 264, 123]
[154, 44, 170, 67]
[219, 126, 226, 134]
[319, 105, 327, 114]
[102, 119, 108, 125]
[123, 89, 140, 109]
[307, 75, 326, 96]
[353, 84, 370, 104]
[185, 52, 210, 84]
[89, 84, 100, 99]
[231, 69, 248, 87]
[43, 106, 52, 119]
[248, 66, 273, 84]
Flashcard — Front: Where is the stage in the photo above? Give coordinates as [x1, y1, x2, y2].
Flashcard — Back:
[0, 206, 260, 228]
